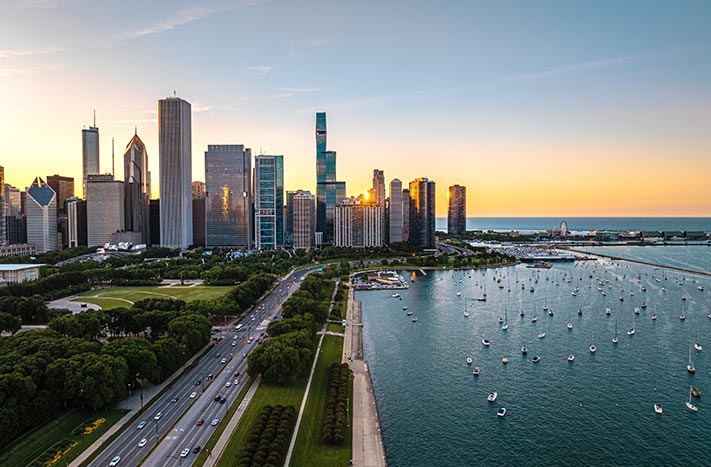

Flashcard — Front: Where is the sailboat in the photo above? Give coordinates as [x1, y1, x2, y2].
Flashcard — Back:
[687, 347, 695, 373]
[694, 331, 702, 351]
[612, 319, 619, 344]
[680, 301, 686, 321]
[686, 386, 698, 412]
[502, 308, 508, 331]
[463, 300, 469, 318]
[627, 316, 635, 336]
[589, 334, 597, 353]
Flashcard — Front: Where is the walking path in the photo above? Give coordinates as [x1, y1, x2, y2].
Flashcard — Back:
[69, 342, 212, 467]
[203, 375, 261, 467]
[283, 280, 340, 466]
[344, 286, 387, 467]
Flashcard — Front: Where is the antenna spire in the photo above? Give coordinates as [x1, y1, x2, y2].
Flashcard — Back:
[93, 109, 96, 127]
[111, 137, 115, 176]
[134, 125, 137, 136]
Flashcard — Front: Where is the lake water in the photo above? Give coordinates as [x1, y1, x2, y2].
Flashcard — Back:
[359, 253, 711, 466]
[572, 245, 711, 274]
[435, 217, 711, 233]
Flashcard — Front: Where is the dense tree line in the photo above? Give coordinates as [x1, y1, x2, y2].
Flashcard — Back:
[321, 363, 351, 445]
[237, 405, 296, 467]
[0, 271, 88, 299]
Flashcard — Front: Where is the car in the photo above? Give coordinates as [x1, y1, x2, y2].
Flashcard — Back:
[225, 382, 231, 387]
[190, 391, 197, 399]
[207, 373, 213, 380]
[214, 394, 221, 401]
[231, 341, 236, 346]
[233, 335, 238, 340]
[195, 380, 201, 386]
[137, 421, 147, 429]
[219, 396, 226, 404]
[180, 448, 190, 458]
[193, 445, 201, 453]
[170, 396, 178, 403]
[216, 353, 221, 358]
[109, 456, 121, 466]
[242, 353, 247, 358]
[220, 358, 227, 364]
[196, 418, 204, 426]
[235, 372, 240, 377]
[138, 438, 147, 448]
[234, 379, 239, 385]
[211, 418, 220, 426]
[154, 412, 162, 420]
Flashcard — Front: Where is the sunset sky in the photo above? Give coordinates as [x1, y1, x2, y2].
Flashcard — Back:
[1, 0, 710, 216]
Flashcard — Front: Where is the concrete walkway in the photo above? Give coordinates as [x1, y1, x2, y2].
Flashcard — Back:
[203, 375, 262, 467]
[344, 287, 387, 467]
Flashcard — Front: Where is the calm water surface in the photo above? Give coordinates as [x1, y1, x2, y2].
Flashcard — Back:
[359, 256, 711, 466]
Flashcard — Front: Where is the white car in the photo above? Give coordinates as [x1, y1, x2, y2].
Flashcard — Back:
[138, 438, 147, 448]
[136, 421, 147, 429]
[190, 391, 197, 399]
[154, 412, 162, 420]
[225, 381, 231, 387]
[231, 341, 236, 346]
[234, 379, 239, 385]
[109, 456, 121, 466]
[180, 448, 190, 458]
[211, 418, 219, 426]
[220, 358, 227, 364]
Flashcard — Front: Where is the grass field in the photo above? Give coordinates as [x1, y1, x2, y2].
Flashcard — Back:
[0, 409, 128, 467]
[290, 334, 352, 467]
[73, 285, 232, 309]
[215, 376, 308, 466]
[327, 322, 345, 334]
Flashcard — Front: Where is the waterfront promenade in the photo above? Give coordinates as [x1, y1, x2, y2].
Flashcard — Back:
[344, 285, 387, 467]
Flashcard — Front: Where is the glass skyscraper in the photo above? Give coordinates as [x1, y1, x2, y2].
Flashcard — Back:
[254, 155, 284, 250]
[408, 177, 436, 248]
[82, 121, 100, 199]
[315, 112, 346, 244]
[123, 132, 150, 244]
[447, 184, 466, 237]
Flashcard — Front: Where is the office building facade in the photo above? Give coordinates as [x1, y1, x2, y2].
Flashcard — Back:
[292, 190, 315, 249]
[123, 132, 151, 243]
[86, 174, 124, 246]
[26, 177, 57, 253]
[389, 179, 403, 243]
[254, 155, 284, 250]
[371, 169, 386, 205]
[205, 144, 252, 249]
[334, 197, 384, 248]
[82, 123, 100, 199]
[159, 97, 192, 249]
[192, 181, 206, 247]
[447, 184, 466, 237]
[408, 178, 436, 248]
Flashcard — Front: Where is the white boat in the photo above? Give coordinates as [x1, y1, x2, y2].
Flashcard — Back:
[695, 331, 702, 351]
[412, 317, 417, 322]
[634, 307, 640, 315]
[699, 286, 704, 291]
[392, 293, 400, 298]
[680, 313, 686, 321]
[456, 291, 462, 297]
[466, 357, 473, 365]
[487, 392, 497, 402]
[567, 323, 573, 330]
[497, 407, 506, 417]
[402, 306, 408, 310]
[501, 322, 508, 331]
[589, 334, 597, 353]
[472, 367, 480, 376]
[612, 319, 619, 344]
[627, 316, 635, 336]
[502, 356, 508, 364]
[502, 308, 508, 331]
[567, 354, 575, 362]
[538, 332, 546, 339]
[687, 347, 695, 373]
[606, 308, 612, 316]
[407, 311, 413, 316]
[548, 309, 554, 316]
[532, 356, 541, 363]
[651, 313, 657, 321]
[521, 345, 528, 355]
[482, 339, 491, 347]
[686, 386, 698, 412]
[464, 310, 469, 317]
[654, 404, 663, 414]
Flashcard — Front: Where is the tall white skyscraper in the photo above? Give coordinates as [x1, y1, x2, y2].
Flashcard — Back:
[25, 177, 57, 253]
[82, 113, 100, 199]
[159, 96, 192, 249]
[86, 174, 124, 246]
[389, 178, 403, 243]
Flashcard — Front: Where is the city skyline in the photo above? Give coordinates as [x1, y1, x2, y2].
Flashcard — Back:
[1, 1, 710, 216]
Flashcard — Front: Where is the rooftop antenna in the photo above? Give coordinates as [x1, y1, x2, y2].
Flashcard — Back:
[173, 90, 176, 97]
[111, 137, 115, 176]
[93, 109, 96, 127]
[134, 125, 137, 136]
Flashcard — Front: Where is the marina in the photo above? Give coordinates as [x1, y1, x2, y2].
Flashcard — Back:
[359, 249, 711, 466]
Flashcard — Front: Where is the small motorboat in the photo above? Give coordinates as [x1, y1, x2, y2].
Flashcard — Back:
[502, 356, 508, 364]
[692, 387, 701, 398]
[521, 346, 528, 355]
[641, 286, 647, 292]
[497, 407, 506, 417]
[520, 310, 524, 317]
[567, 323, 573, 330]
[498, 316, 504, 323]
[606, 308, 612, 316]
[402, 306, 408, 310]
[641, 302, 647, 309]
[456, 291, 462, 296]
[531, 316, 538, 323]
[392, 293, 400, 298]
[654, 404, 663, 414]
[651, 313, 657, 320]
[589, 344, 597, 353]
[577, 309, 582, 315]
[532, 356, 541, 363]
[538, 333, 546, 339]
[472, 367, 480, 376]
[482, 339, 491, 347]
[567, 354, 575, 362]
[680, 314, 686, 321]
[407, 311, 413, 316]
[411, 317, 417, 322]
[487, 392, 497, 402]
[634, 308, 641, 315]
[466, 357, 473, 365]
[548, 310, 554, 316]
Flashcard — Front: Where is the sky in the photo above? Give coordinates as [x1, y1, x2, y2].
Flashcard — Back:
[1, 0, 710, 217]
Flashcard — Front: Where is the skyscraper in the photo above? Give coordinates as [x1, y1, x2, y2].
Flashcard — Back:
[66, 197, 87, 248]
[25, 177, 57, 253]
[292, 190, 315, 250]
[159, 96, 192, 249]
[334, 197, 384, 247]
[123, 131, 150, 243]
[448, 184, 466, 237]
[205, 144, 252, 249]
[402, 188, 410, 243]
[149, 199, 160, 246]
[372, 169, 386, 205]
[0, 165, 5, 246]
[192, 181, 206, 247]
[408, 177, 436, 248]
[315, 112, 347, 244]
[82, 115, 100, 199]
[389, 179, 403, 243]
[86, 174, 124, 246]
[254, 155, 284, 250]
[46, 175, 74, 210]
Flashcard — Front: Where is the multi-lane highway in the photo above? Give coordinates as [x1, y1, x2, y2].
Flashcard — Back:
[90, 266, 316, 467]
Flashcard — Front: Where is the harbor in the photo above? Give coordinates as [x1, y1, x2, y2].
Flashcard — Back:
[352, 270, 409, 290]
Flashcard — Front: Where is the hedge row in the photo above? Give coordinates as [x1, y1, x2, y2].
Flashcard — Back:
[321, 363, 351, 445]
[236, 405, 296, 467]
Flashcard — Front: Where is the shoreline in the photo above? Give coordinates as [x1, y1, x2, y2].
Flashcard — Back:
[565, 248, 711, 277]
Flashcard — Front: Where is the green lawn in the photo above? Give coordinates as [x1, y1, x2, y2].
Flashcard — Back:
[0, 409, 128, 467]
[73, 285, 232, 309]
[290, 335, 352, 467]
[216, 377, 308, 467]
[327, 322, 345, 334]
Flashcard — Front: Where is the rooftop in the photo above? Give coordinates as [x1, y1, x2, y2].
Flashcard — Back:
[0, 264, 44, 271]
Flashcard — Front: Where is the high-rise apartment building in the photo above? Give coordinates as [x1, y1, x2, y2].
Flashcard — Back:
[86, 174, 124, 246]
[82, 116, 100, 199]
[123, 132, 150, 243]
[292, 190, 315, 250]
[389, 179, 403, 243]
[47, 174, 74, 249]
[159, 96, 192, 249]
[25, 177, 57, 253]
[334, 197, 384, 248]
[408, 177, 436, 248]
[315, 112, 346, 244]
[192, 181, 206, 247]
[254, 155, 284, 250]
[0, 166, 4, 246]
[447, 184, 466, 237]
[205, 144, 252, 249]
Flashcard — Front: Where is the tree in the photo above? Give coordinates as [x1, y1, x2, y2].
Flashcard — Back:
[0, 312, 21, 334]
[168, 314, 211, 355]
[102, 337, 160, 383]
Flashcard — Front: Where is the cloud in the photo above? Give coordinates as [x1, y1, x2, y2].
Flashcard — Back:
[0, 47, 64, 59]
[192, 103, 211, 113]
[246, 65, 273, 75]
[16, 0, 57, 8]
[265, 87, 321, 100]
[289, 37, 334, 56]
[0, 63, 60, 77]
[509, 55, 641, 81]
